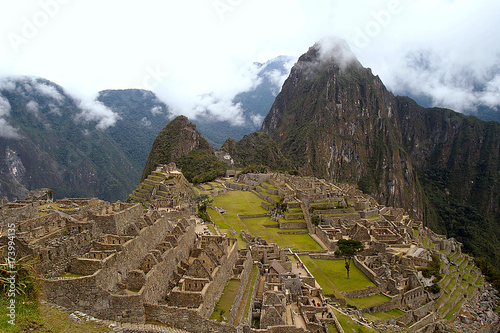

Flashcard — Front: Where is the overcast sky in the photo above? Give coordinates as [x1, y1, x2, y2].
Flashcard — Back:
[1, 0, 500, 128]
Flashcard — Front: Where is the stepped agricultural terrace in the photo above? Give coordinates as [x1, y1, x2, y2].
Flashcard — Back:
[0, 167, 498, 333]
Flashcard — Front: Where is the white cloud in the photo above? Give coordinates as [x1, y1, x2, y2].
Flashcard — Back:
[150, 105, 163, 115]
[76, 98, 120, 130]
[32, 81, 64, 102]
[26, 100, 39, 115]
[0, 0, 498, 119]
[0, 78, 16, 91]
[0, 118, 22, 139]
[141, 116, 151, 127]
[479, 75, 500, 109]
[193, 94, 246, 126]
[0, 95, 11, 117]
[0, 95, 21, 139]
[250, 114, 264, 128]
[48, 103, 61, 116]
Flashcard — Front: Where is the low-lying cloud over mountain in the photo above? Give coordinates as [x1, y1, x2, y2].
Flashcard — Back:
[2, 1, 499, 125]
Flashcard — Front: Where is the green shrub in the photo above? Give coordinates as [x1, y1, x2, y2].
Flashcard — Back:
[428, 284, 441, 294]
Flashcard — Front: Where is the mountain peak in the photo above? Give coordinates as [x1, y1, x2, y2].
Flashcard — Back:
[140, 115, 212, 181]
[300, 37, 361, 71]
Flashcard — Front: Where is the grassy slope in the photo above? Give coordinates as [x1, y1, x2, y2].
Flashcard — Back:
[0, 297, 108, 333]
[210, 280, 241, 322]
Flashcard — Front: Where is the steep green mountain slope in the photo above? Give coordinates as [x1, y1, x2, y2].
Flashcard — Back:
[261, 39, 424, 218]
[219, 132, 292, 171]
[396, 97, 500, 264]
[259, 39, 500, 268]
[0, 77, 138, 201]
[141, 115, 227, 183]
[97, 89, 171, 172]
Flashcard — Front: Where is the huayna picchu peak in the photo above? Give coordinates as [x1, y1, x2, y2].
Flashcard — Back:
[0, 39, 499, 332]
[257, 39, 500, 272]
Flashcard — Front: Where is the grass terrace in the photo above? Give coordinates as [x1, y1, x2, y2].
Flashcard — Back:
[241, 266, 259, 323]
[0, 297, 108, 333]
[208, 190, 322, 251]
[347, 294, 391, 309]
[278, 217, 306, 224]
[212, 190, 268, 216]
[300, 256, 376, 292]
[332, 308, 377, 333]
[210, 279, 241, 322]
[298, 256, 375, 299]
[262, 181, 278, 190]
[257, 185, 281, 202]
[327, 323, 340, 333]
[365, 309, 405, 321]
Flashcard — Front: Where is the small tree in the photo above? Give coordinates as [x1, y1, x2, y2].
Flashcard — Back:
[194, 194, 213, 221]
[194, 194, 212, 211]
[311, 215, 321, 226]
[334, 239, 364, 279]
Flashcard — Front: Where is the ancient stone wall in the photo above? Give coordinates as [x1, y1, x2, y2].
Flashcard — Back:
[0, 202, 38, 229]
[401, 286, 426, 309]
[70, 257, 103, 276]
[261, 201, 273, 210]
[92, 203, 143, 235]
[141, 221, 196, 303]
[278, 221, 307, 229]
[169, 289, 204, 308]
[241, 173, 273, 185]
[228, 250, 253, 324]
[96, 218, 186, 292]
[321, 214, 360, 224]
[16, 212, 64, 241]
[341, 286, 380, 299]
[197, 240, 239, 318]
[284, 213, 304, 220]
[241, 325, 302, 333]
[144, 303, 238, 333]
[239, 214, 269, 219]
[277, 230, 308, 235]
[359, 208, 379, 219]
[226, 182, 255, 191]
[313, 209, 355, 215]
[42, 273, 127, 321]
[361, 296, 398, 314]
[42, 217, 194, 321]
[38, 229, 96, 277]
[408, 312, 436, 331]
[314, 229, 338, 251]
[353, 256, 380, 287]
[394, 311, 413, 326]
[109, 293, 144, 322]
[248, 267, 263, 325]
[413, 300, 434, 321]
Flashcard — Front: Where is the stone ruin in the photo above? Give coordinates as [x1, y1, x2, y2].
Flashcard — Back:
[223, 172, 497, 332]
[0, 168, 497, 333]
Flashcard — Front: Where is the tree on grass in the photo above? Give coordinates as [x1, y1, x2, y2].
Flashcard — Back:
[194, 194, 213, 221]
[334, 239, 364, 279]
